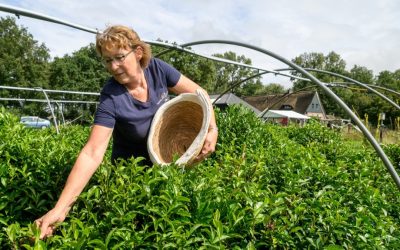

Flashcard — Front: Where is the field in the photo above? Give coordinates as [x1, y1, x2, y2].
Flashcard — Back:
[341, 126, 400, 145]
[1, 106, 400, 249]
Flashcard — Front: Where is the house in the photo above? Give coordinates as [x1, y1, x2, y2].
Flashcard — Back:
[209, 92, 260, 115]
[243, 91, 326, 120]
[262, 109, 310, 126]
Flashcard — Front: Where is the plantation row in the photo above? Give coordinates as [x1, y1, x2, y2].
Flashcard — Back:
[1, 106, 400, 249]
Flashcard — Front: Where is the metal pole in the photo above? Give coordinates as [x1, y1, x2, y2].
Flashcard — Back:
[330, 82, 400, 97]
[0, 85, 99, 96]
[276, 68, 400, 111]
[55, 102, 65, 125]
[0, 4, 98, 34]
[35, 87, 59, 134]
[1, 4, 399, 189]
[0, 97, 98, 104]
[0, 3, 306, 79]
[180, 39, 400, 190]
[212, 71, 269, 105]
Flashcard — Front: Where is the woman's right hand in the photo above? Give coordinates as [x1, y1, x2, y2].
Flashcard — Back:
[35, 208, 68, 239]
[33, 126, 112, 240]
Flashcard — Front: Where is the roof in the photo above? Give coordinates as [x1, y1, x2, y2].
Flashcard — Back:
[262, 110, 310, 120]
[210, 93, 260, 114]
[243, 91, 316, 114]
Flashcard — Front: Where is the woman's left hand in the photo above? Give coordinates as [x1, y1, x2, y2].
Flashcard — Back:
[195, 127, 218, 162]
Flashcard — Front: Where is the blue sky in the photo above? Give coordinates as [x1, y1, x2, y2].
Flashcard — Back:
[1, 0, 400, 87]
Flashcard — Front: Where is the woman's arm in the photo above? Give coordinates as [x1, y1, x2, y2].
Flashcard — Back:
[35, 125, 113, 239]
[169, 75, 218, 161]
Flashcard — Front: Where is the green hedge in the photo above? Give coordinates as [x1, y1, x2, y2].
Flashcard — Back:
[1, 106, 400, 249]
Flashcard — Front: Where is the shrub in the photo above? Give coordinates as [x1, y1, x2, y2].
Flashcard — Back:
[1, 106, 400, 249]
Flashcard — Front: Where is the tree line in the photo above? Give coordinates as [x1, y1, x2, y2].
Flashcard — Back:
[291, 52, 400, 128]
[0, 16, 399, 127]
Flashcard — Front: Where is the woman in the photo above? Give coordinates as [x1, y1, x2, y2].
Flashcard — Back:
[35, 25, 218, 239]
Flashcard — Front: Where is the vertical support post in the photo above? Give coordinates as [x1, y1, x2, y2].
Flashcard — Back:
[35, 87, 59, 134]
[55, 101, 65, 125]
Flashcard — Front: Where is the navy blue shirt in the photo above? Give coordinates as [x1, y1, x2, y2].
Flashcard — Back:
[94, 58, 181, 163]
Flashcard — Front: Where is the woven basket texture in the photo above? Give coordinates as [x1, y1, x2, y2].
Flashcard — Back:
[151, 101, 203, 163]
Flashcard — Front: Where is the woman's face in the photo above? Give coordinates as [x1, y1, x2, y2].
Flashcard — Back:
[101, 46, 142, 85]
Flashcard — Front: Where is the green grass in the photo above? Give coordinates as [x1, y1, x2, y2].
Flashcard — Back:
[341, 126, 399, 145]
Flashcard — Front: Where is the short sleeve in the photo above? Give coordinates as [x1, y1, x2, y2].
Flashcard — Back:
[94, 93, 116, 128]
[156, 58, 181, 87]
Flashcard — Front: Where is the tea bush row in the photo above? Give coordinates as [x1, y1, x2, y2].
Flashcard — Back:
[1, 106, 400, 249]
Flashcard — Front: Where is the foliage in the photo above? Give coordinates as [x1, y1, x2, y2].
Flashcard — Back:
[0, 18, 106, 123]
[152, 42, 266, 96]
[48, 44, 109, 93]
[0, 16, 52, 118]
[292, 51, 347, 89]
[291, 52, 400, 126]
[377, 70, 400, 91]
[0, 16, 50, 88]
[349, 65, 374, 84]
[383, 144, 400, 169]
[291, 52, 349, 118]
[261, 83, 286, 95]
[47, 44, 108, 123]
[1, 106, 400, 249]
[212, 52, 263, 97]
[152, 42, 218, 93]
[2, 18, 399, 127]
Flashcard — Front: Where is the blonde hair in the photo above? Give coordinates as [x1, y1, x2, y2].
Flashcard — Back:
[96, 25, 152, 68]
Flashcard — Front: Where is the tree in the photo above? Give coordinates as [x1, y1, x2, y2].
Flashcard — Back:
[376, 70, 400, 91]
[211, 51, 262, 96]
[0, 16, 51, 117]
[262, 83, 286, 94]
[48, 44, 109, 123]
[151, 41, 262, 96]
[349, 65, 374, 84]
[291, 51, 348, 117]
[343, 65, 376, 122]
[291, 51, 347, 90]
[151, 41, 217, 93]
[49, 44, 108, 92]
[0, 16, 50, 88]
[375, 70, 400, 128]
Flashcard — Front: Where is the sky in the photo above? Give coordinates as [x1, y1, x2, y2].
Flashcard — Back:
[1, 0, 400, 88]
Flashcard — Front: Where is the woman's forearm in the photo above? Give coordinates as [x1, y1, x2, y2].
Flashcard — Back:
[52, 148, 103, 214]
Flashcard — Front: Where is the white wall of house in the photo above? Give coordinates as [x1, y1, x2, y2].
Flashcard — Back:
[305, 93, 326, 119]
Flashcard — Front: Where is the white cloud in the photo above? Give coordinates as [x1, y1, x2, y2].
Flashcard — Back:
[1, 0, 399, 78]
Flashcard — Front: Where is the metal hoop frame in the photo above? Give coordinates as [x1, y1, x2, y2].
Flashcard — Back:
[1, 4, 399, 190]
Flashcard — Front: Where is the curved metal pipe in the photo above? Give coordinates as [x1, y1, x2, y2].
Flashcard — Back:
[0, 3, 308, 82]
[370, 85, 400, 97]
[212, 71, 269, 105]
[0, 85, 99, 96]
[1, 4, 399, 189]
[304, 68, 400, 110]
[6, 4, 397, 101]
[331, 82, 400, 97]
[258, 85, 319, 118]
[326, 83, 367, 92]
[181, 39, 400, 190]
[151, 40, 311, 81]
[0, 4, 98, 34]
[154, 47, 175, 58]
[276, 68, 400, 111]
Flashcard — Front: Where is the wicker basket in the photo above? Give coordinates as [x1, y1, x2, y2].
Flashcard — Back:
[147, 89, 211, 166]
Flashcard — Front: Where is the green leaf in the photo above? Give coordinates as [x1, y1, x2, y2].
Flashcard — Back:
[324, 245, 344, 250]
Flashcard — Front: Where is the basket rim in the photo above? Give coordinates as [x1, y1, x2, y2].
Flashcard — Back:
[147, 89, 211, 166]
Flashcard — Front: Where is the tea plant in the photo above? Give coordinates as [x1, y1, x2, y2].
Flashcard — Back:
[1, 106, 400, 249]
